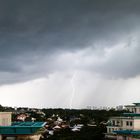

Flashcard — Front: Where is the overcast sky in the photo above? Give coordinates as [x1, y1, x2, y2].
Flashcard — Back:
[0, 0, 140, 108]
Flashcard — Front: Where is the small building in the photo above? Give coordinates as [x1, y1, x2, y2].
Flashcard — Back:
[0, 112, 12, 126]
[0, 121, 46, 140]
[16, 113, 28, 121]
[125, 103, 140, 114]
[0, 112, 46, 140]
[106, 103, 140, 140]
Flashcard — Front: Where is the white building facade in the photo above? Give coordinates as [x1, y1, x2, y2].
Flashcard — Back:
[106, 103, 140, 140]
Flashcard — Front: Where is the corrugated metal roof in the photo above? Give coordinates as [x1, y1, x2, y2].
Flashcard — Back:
[0, 122, 46, 135]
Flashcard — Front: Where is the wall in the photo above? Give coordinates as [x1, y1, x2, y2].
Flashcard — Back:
[0, 135, 2, 140]
[117, 135, 140, 140]
[133, 119, 140, 130]
[107, 126, 121, 133]
[16, 134, 41, 140]
[122, 119, 134, 130]
[0, 112, 12, 126]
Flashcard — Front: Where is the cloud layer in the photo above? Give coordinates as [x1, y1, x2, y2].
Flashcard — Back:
[0, 0, 140, 108]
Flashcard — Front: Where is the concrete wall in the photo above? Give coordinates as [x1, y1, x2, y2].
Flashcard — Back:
[117, 135, 124, 140]
[16, 134, 41, 140]
[135, 107, 140, 114]
[0, 135, 41, 140]
[0, 135, 2, 140]
[133, 119, 140, 130]
[105, 134, 117, 139]
[117, 135, 140, 140]
[122, 119, 134, 130]
[107, 118, 140, 131]
[0, 112, 12, 126]
[110, 118, 122, 126]
[107, 126, 121, 133]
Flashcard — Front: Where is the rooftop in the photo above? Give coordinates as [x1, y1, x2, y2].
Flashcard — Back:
[11, 122, 45, 127]
[133, 103, 140, 106]
[125, 103, 140, 107]
[123, 113, 140, 117]
[114, 130, 140, 135]
[0, 122, 46, 135]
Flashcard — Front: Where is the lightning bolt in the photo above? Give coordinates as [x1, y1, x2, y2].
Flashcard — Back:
[69, 71, 77, 109]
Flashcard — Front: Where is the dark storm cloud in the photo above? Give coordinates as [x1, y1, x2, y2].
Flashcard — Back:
[1, 0, 140, 51]
[0, 0, 140, 84]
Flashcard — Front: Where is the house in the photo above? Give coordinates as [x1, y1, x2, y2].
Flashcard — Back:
[0, 112, 46, 140]
[0, 112, 12, 126]
[125, 103, 140, 113]
[16, 113, 28, 121]
[106, 103, 140, 140]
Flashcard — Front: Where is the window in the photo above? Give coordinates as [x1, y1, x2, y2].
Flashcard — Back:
[130, 121, 133, 126]
[126, 121, 129, 126]
[112, 120, 115, 125]
[126, 121, 133, 126]
[117, 121, 119, 125]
